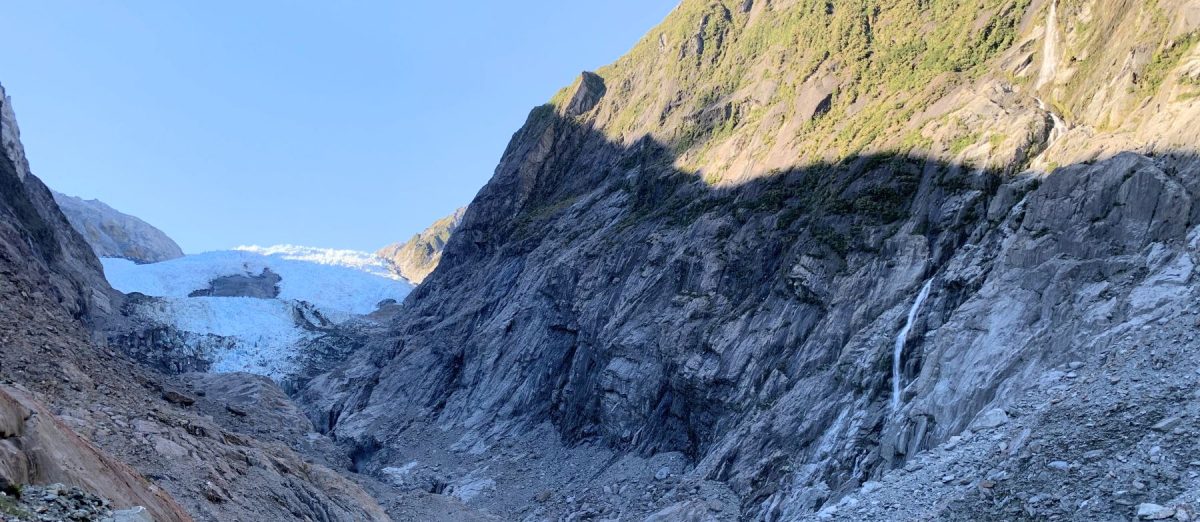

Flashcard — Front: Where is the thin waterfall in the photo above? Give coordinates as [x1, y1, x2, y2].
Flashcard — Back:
[892, 279, 933, 413]
[1035, 97, 1067, 147]
[1036, 0, 1059, 89]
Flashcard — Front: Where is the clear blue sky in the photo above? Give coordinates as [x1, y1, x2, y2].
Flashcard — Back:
[0, 1, 677, 253]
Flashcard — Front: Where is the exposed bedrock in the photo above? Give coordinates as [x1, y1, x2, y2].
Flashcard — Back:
[299, 2, 1200, 515]
[186, 268, 281, 298]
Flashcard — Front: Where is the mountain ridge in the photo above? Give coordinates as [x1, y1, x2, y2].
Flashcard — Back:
[3, 1, 1200, 520]
[376, 207, 466, 284]
[51, 190, 184, 264]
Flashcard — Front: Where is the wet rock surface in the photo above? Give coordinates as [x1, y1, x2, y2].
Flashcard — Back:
[797, 301, 1200, 521]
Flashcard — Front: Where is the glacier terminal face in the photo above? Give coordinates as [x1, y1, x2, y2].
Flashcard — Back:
[103, 247, 412, 379]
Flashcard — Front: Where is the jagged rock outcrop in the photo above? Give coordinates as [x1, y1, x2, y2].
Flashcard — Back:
[376, 207, 466, 284]
[560, 71, 608, 118]
[51, 191, 184, 264]
[1, 82, 392, 521]
[301, 1, 1200, 520]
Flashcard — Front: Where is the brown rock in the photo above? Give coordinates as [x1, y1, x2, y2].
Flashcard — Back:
[202, 481, 226, 503]
[0, 385, 192, 521]
[225, 404, 248, 417]
[161, 390, 195, 407]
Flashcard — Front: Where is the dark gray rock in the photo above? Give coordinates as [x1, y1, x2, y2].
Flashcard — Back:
[0, 84, 119, 324]
[1, 81, 392, 522]
[187, 268, 280, 298]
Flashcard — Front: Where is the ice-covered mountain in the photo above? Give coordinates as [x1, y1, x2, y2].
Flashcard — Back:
[52, 190, 184, 264]
[237, 244, 403, 283]
[105, 246, 412, 379]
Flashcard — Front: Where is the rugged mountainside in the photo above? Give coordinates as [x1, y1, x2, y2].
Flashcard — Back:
[51, 191, 184, 264]
[1, 85, 394, 521]
[300, 1, 1200, 520]
[376, 207, 466, 284]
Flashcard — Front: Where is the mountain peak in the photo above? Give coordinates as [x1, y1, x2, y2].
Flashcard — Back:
[559, 71, 608, 117]
[0, 83, 32, 183]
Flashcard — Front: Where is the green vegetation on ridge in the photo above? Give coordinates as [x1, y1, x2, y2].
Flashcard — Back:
[574, 0, 1032, 179]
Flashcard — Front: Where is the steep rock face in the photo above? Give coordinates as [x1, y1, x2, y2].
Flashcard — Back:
[376, 207, 466, 284]
[52, 191, 184, 264]
[304, 1, 1200, 519]
[0, 83, 392, 521]
[0, 84, 118, 323]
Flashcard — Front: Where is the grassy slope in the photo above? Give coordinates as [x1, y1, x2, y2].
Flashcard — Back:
[547, 0, 1197, 184]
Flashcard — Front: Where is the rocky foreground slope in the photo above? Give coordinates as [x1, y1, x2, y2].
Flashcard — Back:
[297, 1, 1200, 520]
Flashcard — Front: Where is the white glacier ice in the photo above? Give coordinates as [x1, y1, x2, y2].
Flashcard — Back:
[103, 246, 411, 315]
[102, 246, 413, 379]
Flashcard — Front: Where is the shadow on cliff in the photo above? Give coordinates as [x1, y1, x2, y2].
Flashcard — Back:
[432, 100, 1016, 294]
[353, 90, 1200, 510]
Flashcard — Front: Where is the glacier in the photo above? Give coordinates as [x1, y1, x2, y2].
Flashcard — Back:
[102, 246, 413, 379]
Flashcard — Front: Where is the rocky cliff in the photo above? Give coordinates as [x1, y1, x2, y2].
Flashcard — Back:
[52, 191, 184, 264]
[301, 1, 1200, 520]
[0, 85, 119, 325]
[376, 207, 466, 284]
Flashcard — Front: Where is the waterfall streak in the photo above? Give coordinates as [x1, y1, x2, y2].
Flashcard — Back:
[892, 280, 933, 413]
[1036, 0, 1059, 89]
